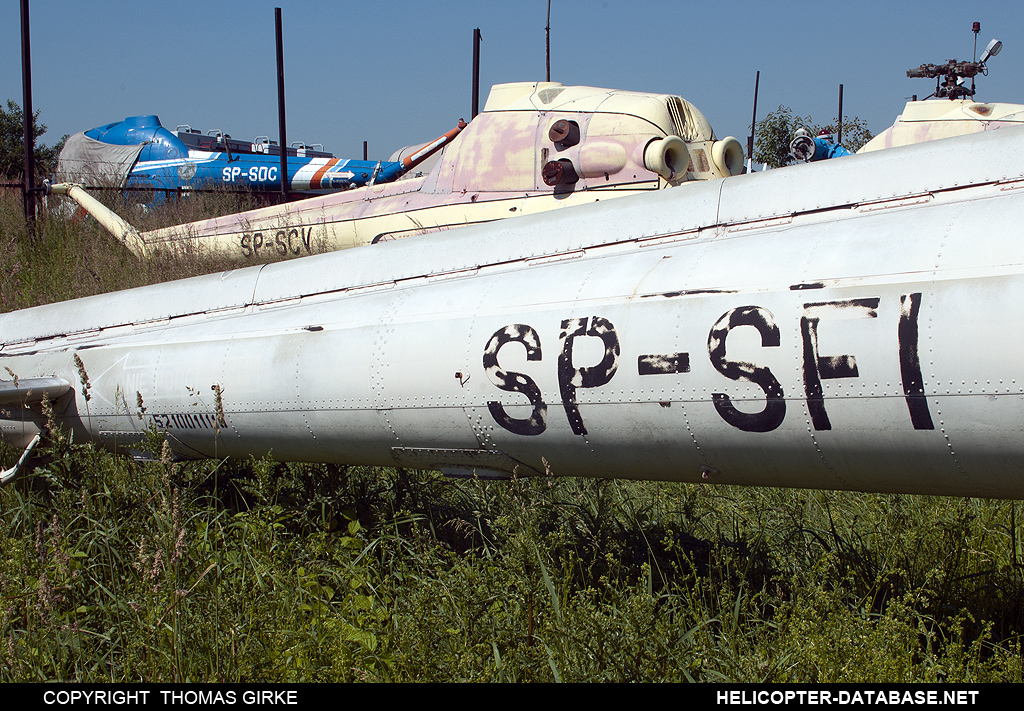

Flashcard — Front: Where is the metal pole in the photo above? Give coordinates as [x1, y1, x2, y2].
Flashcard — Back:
[747, 70, 760, 169]
[21, 0, 36, 230]
[837, 84, 844, 146]
[275, 8, 288, 201]
[545, 0, 551, 82]
[472, 28, 482, 119]
[363, 141, 368, 161]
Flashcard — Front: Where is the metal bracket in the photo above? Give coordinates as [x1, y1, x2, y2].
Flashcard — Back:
[0, 433, 42, 485]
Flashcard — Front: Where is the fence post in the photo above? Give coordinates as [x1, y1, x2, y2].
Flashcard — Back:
[21, 0, 36, 233]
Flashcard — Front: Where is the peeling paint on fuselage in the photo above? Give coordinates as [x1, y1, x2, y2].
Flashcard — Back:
[140, 82, 743, 261]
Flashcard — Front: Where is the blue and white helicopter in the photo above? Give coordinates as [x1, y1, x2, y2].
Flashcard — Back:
[58, 114, 464, 197]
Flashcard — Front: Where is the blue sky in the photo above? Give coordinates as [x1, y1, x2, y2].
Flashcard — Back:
[3, 1, 1023, 162]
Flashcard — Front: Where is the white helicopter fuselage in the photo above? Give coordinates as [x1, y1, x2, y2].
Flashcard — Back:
[3, 126, 1024, 497]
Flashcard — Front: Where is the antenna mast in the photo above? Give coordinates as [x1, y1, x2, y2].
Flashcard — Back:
[546, 0, 551, 82]
[747, 70, 759, 172]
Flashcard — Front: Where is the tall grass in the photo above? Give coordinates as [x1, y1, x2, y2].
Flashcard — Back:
[0, 185, 262, 310]
[1, 188, 1023, 681]
[3, 447, 1021, 682]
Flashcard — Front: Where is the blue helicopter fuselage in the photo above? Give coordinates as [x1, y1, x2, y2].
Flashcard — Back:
[84, 115, 402, 194]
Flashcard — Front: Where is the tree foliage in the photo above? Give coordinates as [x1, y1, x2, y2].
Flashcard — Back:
[752, 105, 874, 168]
[1, 99, 66, 179]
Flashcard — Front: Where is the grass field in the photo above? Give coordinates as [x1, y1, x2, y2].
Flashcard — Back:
[1, 187, 1022, 682]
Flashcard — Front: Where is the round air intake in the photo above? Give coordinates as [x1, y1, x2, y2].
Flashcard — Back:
[542, 159, 579, 186]
[643, 136, 689, 180]
[712, 136, 745, 176]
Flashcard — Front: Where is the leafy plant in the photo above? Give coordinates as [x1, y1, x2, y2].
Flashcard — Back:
[0, 99, 65, 179]
[752, 105, 874, 168]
